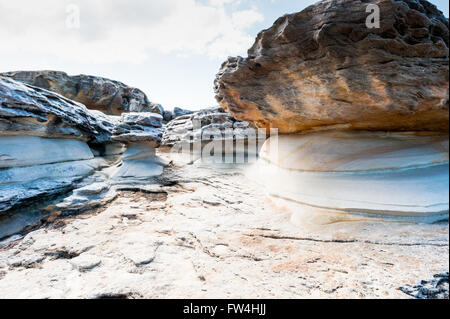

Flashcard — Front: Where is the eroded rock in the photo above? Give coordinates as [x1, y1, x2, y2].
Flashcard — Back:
[0, 77, 116, 214]
[0, 156, 447, 298]
[162, 107, 265, 161]
[111, 112, 163, 146]
[249, 131, 449, 223]
[0, 158, 101, 214]
[400, 272, 449, 299]
[215, 0, 449, 133]
[173, 107, 193, 119]
[1, 71, 163, 115]
[109, 112, 165, 182]
[0, 76, 114, 143]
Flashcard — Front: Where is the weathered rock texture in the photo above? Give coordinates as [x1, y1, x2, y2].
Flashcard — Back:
[0, 136, 102, 214]
[110, 112, 165, 182]
[161, 107, 266, 162]
[0, 77, 114, 213]
[1, 71, 163, 116]
[400, 272, 449, 299]
[251, 131, 449, 222]
[162, 107, 232, 147]
[112, 112, 163, 146]
[0, 76, 114, 144]
[215, 0, 449, 133]
[0, 77, 165, 214]
[173, 107, 193, 119]
[0, 156, 448, 298]
[162, 107, 259, 144]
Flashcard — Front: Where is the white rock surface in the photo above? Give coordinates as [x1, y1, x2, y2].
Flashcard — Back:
[55, 172, 117, 215]
[70, 254, 102, 272]
[0, 154, 447, 299]
[111, 112, 163, 145]
[0, 158, 101, 214]
[0, 136, 94, 168]
[110, 143, 164, 182]
[162, 107, 266, 162]
[250, 131, 449, 223]
[0, 76, 114, 144]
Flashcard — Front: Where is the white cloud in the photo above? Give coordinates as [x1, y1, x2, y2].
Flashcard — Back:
[0, 0, 263, 64]
[209, 0, 241, 7]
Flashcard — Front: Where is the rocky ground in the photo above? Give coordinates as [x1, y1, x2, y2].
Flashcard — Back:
[0, 152, 447, 299]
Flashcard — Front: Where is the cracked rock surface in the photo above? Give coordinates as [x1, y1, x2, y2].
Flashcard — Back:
[1, 71, 163, 116]
[0, 76, 114, 144]
[0, 152, 447, 299]
[215, 0, 449, 133]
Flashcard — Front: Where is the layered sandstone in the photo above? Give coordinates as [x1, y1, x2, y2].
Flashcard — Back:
[162, 107, 266, 161]
[250, 131, 449, 222]
[0, 77, 112, 213]
[0, 76, 114, 144]
[215, 0, 449, 133]
[1, 71, 163, 116]
[215, 0, 449, 220]
[110, 112, 165, 181]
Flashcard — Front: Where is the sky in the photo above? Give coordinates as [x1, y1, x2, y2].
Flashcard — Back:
[0, 0, 448, 111]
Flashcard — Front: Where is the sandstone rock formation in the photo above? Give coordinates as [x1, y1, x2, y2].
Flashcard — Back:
[215, 0, 449, 133]
[112, 112, 163, 146]
[0, 75, 166, 215]
[163, 110, 174, 123]
[0, 76, 114, 144]
[1, 71, 163, 116]
[214, 0, 449, 220]
[162, 107, 233, 147]
[162, 107, 266, 161]
[400, 272, 449, 299]
[0, 155, 448, 298]
[0, 77, 114, 213]
[110, 112, 165, 181]
[161, 107, 193, 123]
[32, 112, 166, 216]
[250, 131, 449, 223]
[172, 107, 193, 119]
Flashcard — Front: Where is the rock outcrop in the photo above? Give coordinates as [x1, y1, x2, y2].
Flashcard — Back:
[251, 131, 449, 223]
[0, 155, 448, 298]
[214, 0, 449, 220]
[162, 107, 266, 161]
[1, 71, 163, 116]
[0, 77, 113, 213]
[400, 272, 449, 299]
[110, 113, 165, 181]
[215, 0, 449, 133]
[112, 113, 163, 145]
[161, 108, 193, 123]
[163, 110, 174, 123]
[172, 107, 193, 119]
[0, 76, 114, 144]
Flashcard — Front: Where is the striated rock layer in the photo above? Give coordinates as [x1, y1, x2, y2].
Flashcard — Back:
[0, 156, 448, 298]
[162, 107, 266, 161]
[0, 136, 100, 213]
[109, 112, 165, 182]
[250, 131, 449, 222]
[1, 71, 163, 116]
[0, 77, 115, 213]
[0, 76, 114, 144]
[215, 0, 449, 133]
[112, 112, 163, 146]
